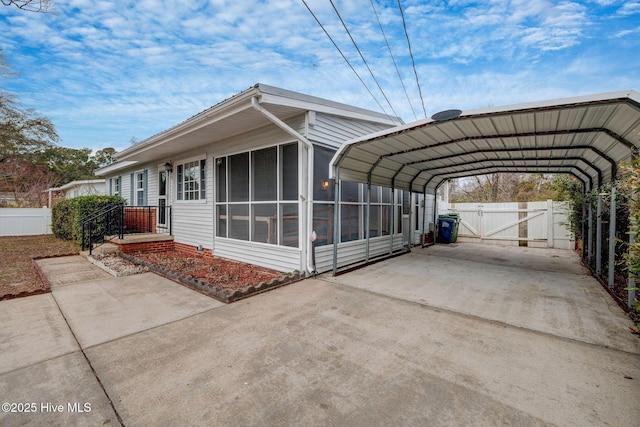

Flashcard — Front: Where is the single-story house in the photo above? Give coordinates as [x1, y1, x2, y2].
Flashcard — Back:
[46, 179, 106, 207]
[95, 84, 438, 274]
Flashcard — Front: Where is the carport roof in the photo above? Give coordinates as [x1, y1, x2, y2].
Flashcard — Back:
[330, 90, 640, 193]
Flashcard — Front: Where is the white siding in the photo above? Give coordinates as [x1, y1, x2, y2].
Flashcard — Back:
[314, 234, 405, 273]
[215, 238, 301, 272]
[207, 119, 300, 156]
[308, 114, 392, 149]
[171, 203, 214, 250]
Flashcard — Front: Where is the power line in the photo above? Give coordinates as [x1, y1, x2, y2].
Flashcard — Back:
[328, 0, 399, 118]
[397, 0, 427, 118]
[369, 0, 418, 121]
[300, 0, 392, 117]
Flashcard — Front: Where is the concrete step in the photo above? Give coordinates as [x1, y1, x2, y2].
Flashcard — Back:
[80, 243, 119, 258]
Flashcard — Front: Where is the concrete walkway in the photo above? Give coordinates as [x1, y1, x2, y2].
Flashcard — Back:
[1, 247, 639, 426]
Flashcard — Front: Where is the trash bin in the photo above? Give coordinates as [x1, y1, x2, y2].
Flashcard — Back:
[438, 214, 460, 243]
[438, 217, 456, 243]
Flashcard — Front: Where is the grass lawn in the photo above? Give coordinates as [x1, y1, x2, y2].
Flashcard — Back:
[0, 235, 79, 299]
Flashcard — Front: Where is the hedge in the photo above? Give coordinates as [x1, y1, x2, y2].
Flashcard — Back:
[52, 195, 126, 245]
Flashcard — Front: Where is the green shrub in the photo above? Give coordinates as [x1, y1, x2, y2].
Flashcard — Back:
[52, 195, 126, 245]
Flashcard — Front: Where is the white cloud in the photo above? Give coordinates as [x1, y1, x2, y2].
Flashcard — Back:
[0, 0, 637, 150]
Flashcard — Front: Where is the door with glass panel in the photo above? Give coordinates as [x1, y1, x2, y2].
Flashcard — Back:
[158, 170, 168, 230]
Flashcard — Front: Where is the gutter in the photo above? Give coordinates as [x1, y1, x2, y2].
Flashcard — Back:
[250, 97, 316, 275]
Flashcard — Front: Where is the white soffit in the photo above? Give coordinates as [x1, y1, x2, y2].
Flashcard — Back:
[330, 90, 640, 194]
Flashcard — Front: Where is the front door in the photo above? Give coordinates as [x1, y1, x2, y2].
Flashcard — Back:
[158, 170, 168, 229]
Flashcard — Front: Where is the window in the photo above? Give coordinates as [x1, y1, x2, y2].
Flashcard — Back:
[312, 146, 336, 246]
[215, 143, 299, 247]
[110, 177, 120, 196]
[336, 181, 401, 244]
[177, 159, 206, 201]
[136, 173, 144, 206]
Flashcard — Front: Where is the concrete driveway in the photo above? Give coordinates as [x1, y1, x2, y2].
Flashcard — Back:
[1, 246, 639, 426]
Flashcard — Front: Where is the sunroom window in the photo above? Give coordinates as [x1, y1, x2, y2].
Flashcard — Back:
[215, 143, 299, 247]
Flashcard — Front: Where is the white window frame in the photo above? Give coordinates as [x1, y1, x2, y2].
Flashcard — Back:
[135, 171, 145, 206]
[176, 156, 206, 203]
[112, 177, 120, 196]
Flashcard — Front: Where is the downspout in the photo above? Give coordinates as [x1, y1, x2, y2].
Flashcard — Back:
[251, 97, 316, 275]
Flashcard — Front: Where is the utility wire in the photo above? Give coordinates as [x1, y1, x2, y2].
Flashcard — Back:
[397, 0, 427, 118]
[369, 0, 418, 121]
[300, 0, 392, 117]
[328, 0, 400, 118]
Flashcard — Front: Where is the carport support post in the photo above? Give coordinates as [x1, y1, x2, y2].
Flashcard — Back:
[420, 189, 427, 248]
[581, 197, 587, 261]
[588, 194, 593, 265]
[365, 179, 371, 263]
[407, 192, 413, 246]
[629, 216, 636, 309]
[608, 186, 616, 289]
[390, 187, 395, 255]
[332, 167, 340, 276]
[596, 193, 602, 275]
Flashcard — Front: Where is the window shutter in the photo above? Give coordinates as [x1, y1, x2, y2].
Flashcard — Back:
[177, 165, 183, 200]
[200, 159, 206, 200]
[143, 169, 148, 205]
[109, 178, 113, 196]
[130, 173, 134, 205]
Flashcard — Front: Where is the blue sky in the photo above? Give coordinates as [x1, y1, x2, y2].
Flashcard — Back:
[2, 0, 639, 153]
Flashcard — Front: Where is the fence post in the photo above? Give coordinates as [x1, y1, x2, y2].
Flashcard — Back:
[547, 200, 554, 248]
[119, 205, 124, 239]
[630, 216, 636, 310]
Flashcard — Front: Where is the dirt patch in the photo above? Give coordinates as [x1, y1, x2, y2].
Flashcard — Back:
[0, 235, 79, 300]
[122, 251, 301, 303]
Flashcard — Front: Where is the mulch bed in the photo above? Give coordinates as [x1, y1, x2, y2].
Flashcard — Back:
[121, 251, 302, 303]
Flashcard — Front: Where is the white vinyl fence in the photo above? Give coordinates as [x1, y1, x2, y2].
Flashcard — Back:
[443, 200, 574, 249]
[0, 208, 52, 236]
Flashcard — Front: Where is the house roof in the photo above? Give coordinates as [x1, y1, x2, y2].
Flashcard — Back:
[330, 90, 640, 193]
[46, 179, 106, 192]
[96, 84, 403, 174]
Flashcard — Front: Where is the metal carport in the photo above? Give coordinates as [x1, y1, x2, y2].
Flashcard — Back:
[329, 90, 640, 295]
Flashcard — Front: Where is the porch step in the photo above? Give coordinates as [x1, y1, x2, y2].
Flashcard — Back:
[80, 243, 119, 258]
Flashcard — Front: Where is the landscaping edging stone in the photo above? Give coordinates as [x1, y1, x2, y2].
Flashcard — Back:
[118, 252, 302, 303]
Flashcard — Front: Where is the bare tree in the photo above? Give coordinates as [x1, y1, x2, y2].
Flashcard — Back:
[1, 0, 53, 13]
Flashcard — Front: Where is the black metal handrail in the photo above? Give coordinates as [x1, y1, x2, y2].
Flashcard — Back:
[81, 205, 171, 255]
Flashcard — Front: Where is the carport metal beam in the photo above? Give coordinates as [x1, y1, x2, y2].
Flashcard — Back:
[425, 166, 591, 193]
[420, 157, 601, 190]
[381, 146, 616, 186]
